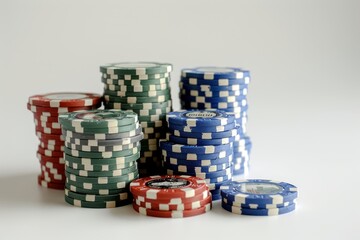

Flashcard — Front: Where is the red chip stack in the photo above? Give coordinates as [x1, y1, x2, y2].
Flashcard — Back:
[27, 92, 102, 189]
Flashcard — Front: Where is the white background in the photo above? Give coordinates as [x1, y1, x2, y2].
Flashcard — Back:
[1, 0, 359, 239]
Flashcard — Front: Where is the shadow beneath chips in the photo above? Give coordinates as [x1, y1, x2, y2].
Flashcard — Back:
[0, 172, 66, 207]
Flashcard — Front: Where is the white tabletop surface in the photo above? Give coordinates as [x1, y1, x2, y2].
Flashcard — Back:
[0, 0, 359, 240]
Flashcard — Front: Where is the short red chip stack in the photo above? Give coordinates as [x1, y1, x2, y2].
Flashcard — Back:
[130, 175, 212, 218]
[27, 92, 102, 189]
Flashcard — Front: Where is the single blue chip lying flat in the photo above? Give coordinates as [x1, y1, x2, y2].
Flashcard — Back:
[220, 179, 298, 205]
[222, 196, 296, 209]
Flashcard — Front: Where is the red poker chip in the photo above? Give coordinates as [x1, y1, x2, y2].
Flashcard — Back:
[41, 168, 65, 183]
[37, 146, 64, 158]
[134, 193, 212, 211]
[28, 92, 102, 108]
[33, 114, 59, 123]
[132, 202, 212, 218]
[37, 175, 64, 190]
[34, 119, 61, 129]
[130, 175, 208, 200]
[40, 160, 65, 170]
[35, 125, 62, 135]
[37, 152, 65, 164]
[36, 131, 64, 142]
[28, 103, 100, 116]
[39, 141, 64, 151]
[133, 186, 210, 204]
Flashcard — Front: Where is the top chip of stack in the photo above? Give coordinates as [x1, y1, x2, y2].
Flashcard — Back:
[179, 67, 252, 176]
[27, 92, 102, 190]
[130, 175, 212, 218]
[220, 179, 298, 216]
[160, 109, 236, 201]
[59, 109, 143, 208]
[101, 62, 173, 177]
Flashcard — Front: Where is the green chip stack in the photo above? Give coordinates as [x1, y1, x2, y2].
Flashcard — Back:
[100, 62, 173, 177]
[59, 109, 143, 208]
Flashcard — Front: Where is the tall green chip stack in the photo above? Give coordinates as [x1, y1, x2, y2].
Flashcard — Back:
[100, 62, 173, 176]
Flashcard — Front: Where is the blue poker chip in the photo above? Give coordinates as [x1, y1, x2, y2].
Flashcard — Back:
[211, 193, 222, 201]
[167, 134, 236, 146]
[220, 179, 298, 205]
[163, 161, 231, 174]
[161, 148, 233, 161]
[167, 167, 232, 179]
[180, 88, 248, 98]
[180, 76, 249, 86]
[179, 81, 249, 92]
[159, 141, 233, 154]
[180, 100, 247, 110]
[180, 95, 247, 104]
[205, 173, 233, 184]
[163, 156, 232, 167]
[181, 67, 250, 80]
[222, 196, 296, 209]
[169, 121, 236, 133]
[221, 202, 296, 216]
[166, 109, 235, 127]
[169, 126, 240, 139]
[206, 180, 232, 191]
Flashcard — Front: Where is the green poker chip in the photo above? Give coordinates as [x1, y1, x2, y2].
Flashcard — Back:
[104, 89, 170, 98]
[65, 160, 136, 171]
[58, 109, 138, 129]
[61, 122, 139, 134]
[104, 94, 171, 104]
[65, 182, 130, 195]
[65, 133, 143, 147]
[65, 164, 137, 177]
[104, 83, 170, 92]
[65, 170, 138, 184]
[64, 141, 140, 152]
[140, 144, 159, 151]
[133, 107, 171, 116]
[100, 62, 172, 75]
[138, 114, 166, 122]
[64, 194, 132, 208]
[104, 100, 172, 110]
[64, 152, 140, 165]
[101, 77, 170, 86]
[65, 188, 131, 202]
[65, 175, 137, 189]
[139, 120, 165, 128]
[101, 71, 170, 80]
[64, 145, 141, 158]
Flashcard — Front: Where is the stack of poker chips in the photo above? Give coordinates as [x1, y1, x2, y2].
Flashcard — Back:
[27, 92, 102, 189]
[58, 109, 143, 208]
[160, 109, 236, 200]
[220, 179, 298, 216]
[179, 67, 252, 176]
[130, 175, 211, 218]
[100, 62, 173, 177]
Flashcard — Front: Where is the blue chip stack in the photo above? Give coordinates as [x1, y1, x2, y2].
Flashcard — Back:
[179, 67, 252, 175]
[160, 109, 236, 200]
[220, 179, 298, 216]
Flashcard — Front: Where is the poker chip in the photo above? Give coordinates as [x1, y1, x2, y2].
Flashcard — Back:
[130, 175, 212, 218]
[179, 67, 253, 176]
[100, 62, 172, 75]
[181, 67, 249, 80]
[220, 180, 298, 205]
[221, 201, 296, 216]
[59, 109, 143, 208]
[27, 92, 102, 189]
[28, 92, 102, 108]
[101, 62, 173, 177]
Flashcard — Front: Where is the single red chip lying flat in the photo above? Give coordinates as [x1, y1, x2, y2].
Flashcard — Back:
[28, 92, 102, 108]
